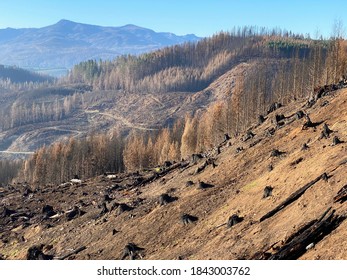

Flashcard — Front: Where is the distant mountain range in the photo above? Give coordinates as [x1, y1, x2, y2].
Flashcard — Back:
[0, 19, 200, 75]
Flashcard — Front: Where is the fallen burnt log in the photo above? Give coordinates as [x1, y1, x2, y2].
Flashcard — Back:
[139, 161, 190, 186]
[260, 174, 325, 222]
[263, 208, 345, 260]
[55, 246, 86, 260]
[333, 185, 347, 203]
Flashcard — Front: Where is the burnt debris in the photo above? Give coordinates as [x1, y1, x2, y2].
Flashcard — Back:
[0, 206, 16, 218]
[116, 203, 133, 215]
[227, 214, 244, 228]
[258, 115, 265, 124]
[121, 243, 144, 260]
[158, 193, 177, 206]
[267, 102, 282, 114]
[95, 202, 108, 219]
[262, 186, 273, 199]
[320, 123, 333, 139]
[181, 214, 198, 225]
[26, 245, 53, 260]
[198, 181, 214, 190]
[301, 143, 309, 150]
[259, 208, 345, 260]
[332, 136, 344, 146]
[275, 114, 285, 124]
[191, 153, 204, 163]
[65, 206, 85, 221]
[302, 115, 323, 130]
[185, 180, 194, 187]
[290, 157, 304, 166]
[334, 185, 347, 203]
[270, 149, 285, 157]
[42, 205, 56, 218]
[242, 131, 255, 142]
[295, 110, 305, 120]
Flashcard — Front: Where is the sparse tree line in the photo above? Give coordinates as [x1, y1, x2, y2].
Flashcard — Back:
[0, 78, 52, 92]
[1, 85, 121, 131]
[0, 84, 97, 130]
[0, 65, 63, 130]
[0, 160, 23, 185]
[3, 93, 83, 129]
[20, 131, 124, 185]
[14, 29, 347, 185]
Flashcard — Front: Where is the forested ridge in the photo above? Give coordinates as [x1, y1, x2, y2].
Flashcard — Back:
[66, 28, 337, 94]
[5, 27, 347, 185]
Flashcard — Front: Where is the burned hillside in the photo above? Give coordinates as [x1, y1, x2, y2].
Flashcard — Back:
[1, 85, 347, 260]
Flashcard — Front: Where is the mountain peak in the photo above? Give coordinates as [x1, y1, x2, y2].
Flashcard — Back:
[0, 20, 200, 70]
[121, 24, 141, 29]
[57, 19, 73, 23]
[55, 19, 78, 26]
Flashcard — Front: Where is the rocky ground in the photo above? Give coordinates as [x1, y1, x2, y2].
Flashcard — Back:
[1, 86, 347, 260]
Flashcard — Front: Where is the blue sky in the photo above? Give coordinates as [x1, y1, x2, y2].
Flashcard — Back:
[0, 0, 346, 38]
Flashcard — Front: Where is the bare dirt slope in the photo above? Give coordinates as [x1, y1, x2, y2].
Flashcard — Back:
[1, 87, 347, 260]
